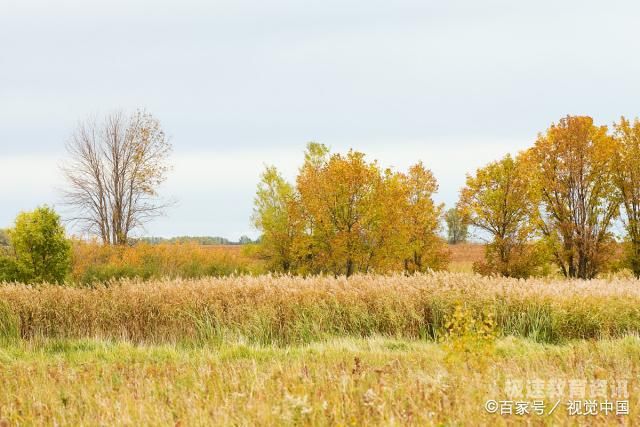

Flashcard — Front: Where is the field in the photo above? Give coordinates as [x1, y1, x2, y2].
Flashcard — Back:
[1, 272, 639, 425]
[447, 243, 484, 273]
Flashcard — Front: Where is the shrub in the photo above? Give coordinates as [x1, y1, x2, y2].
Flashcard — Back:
[2, 206, 71, 284]
[472, 240, 551, 279]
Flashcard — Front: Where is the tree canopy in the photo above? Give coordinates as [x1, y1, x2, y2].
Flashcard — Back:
[253, 143, 449, 276]
[0, 206, 71, 284]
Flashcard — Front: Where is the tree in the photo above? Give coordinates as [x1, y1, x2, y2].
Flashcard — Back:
[238, 235, 253, 245]
[444, 208, 467, 244]
[1, 206, 71, 284]
[612, 116, 640, 277]
[62, 110, 172, 245]
[401, 163, 449, 272]
[527, 115, 619, 279]
[296, 147, 382, 276]
[253, 143, 448, 276]
[459, 154, 542, 278]
[252, 166, 298, 272]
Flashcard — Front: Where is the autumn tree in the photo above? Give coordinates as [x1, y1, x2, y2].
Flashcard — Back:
[296, 145, 382, 276]
[444, 208, 467, 244]
[527, 115, 619, 279]
[253, 143, 448, 276]
[401, 163, 449, 272]
[459, 154, 543, 278]
[612, 116, 640, 277]
[62, 110, 172, 245]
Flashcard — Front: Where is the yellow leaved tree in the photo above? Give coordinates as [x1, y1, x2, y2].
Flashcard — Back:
[459, 154, 544, 278]
[527, 115, 619, 279]
[253, 143, 449, 276]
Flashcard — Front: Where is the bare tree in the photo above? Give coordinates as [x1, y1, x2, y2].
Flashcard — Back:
[62, 110, 172, 245]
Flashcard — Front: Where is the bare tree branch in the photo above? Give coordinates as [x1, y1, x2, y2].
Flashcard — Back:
[61, 109, 172, 245]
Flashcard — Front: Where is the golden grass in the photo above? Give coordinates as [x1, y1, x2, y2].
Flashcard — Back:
[447, 243, 485, 264]
[0, 336, 637, 425]
[2, 272, 640, 345]
[70, 241, 265, 283]
[1, 272, 639, 425]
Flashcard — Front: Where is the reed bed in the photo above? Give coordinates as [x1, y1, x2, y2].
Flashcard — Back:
[1, 272, 639, 345]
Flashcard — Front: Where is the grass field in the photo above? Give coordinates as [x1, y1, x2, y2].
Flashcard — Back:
[0, 336, 638, 425]
[1, 272, 639, 425]
[446, 243, 484, 273]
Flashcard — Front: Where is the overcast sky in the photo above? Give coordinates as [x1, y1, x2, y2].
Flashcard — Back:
[1, 0, 639, 239]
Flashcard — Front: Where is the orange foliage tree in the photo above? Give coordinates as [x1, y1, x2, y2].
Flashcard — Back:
[253, 143, 449, 276]
[612, 116, 640, 277]
[527, 115, 619, 279]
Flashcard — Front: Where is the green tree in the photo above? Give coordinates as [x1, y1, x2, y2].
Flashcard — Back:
[252, 166, 298, 272]
[238, 235, 253, 245]
[2, 206, 71, 284]
[444, 208, 468, 244]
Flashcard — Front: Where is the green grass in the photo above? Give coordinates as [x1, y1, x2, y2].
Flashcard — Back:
[0, 336, 638, 425]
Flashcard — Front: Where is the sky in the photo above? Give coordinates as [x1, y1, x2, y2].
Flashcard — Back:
[1, 0, 640, 240]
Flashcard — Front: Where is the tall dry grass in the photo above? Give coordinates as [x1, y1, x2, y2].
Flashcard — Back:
[1, 272, 639, 345]
[70, 241, 265, 283]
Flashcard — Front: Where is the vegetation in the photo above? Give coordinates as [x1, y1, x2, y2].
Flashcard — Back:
[69, 241, 263, 284]
[527, 115, 619, 279]
[459, 115, 640, 279]
[459, 154, 544, 278]
[4, 113, 640, 424]
[1, 272, 639, 424]
[0, 206, 71, 284]
[0, 229, 9, 246]
[253, 143, 449, 276]
[612, 116, 640, 278]
[139, 235, 255, 245]
[62, 110, 172, 245]
[2, 272, 640, 345]
[444, 208, 467, 244]
[0, 336, 637, 425]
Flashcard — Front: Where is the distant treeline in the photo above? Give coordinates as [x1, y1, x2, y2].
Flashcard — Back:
[0, 231, 256, 247]
[137, 235, 256, 245]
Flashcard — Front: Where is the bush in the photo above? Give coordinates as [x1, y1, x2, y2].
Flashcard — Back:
[472, 240, 551, 279]
[2, 206, 71, 284]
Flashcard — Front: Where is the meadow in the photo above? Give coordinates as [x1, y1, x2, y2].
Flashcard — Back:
[1, 271, 639, 425]
[69, 241, 265, 284]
